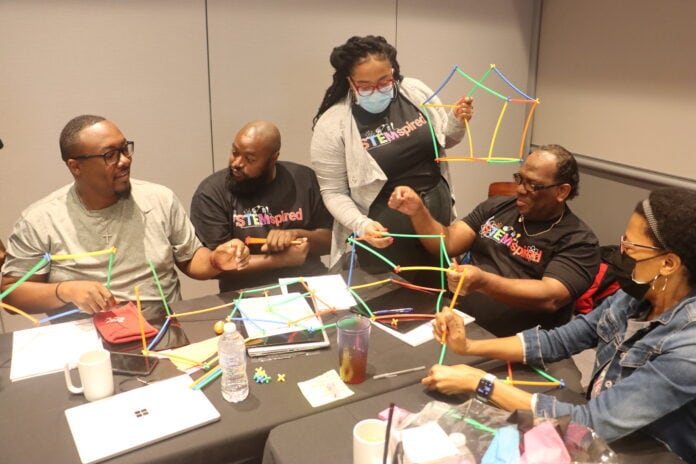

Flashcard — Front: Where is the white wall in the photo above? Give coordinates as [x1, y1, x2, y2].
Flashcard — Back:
[531, 0, 696, 244]
[533, 0, 696, 180]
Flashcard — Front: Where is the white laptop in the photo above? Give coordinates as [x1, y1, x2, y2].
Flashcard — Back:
[65, 374, 220, 464]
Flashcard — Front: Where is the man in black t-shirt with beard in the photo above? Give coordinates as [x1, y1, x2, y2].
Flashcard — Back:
[388, 144, 600, 336]
[191, 121, 332, 292]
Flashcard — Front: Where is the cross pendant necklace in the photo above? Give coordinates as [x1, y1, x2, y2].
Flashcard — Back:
[102, 227, 113, 246]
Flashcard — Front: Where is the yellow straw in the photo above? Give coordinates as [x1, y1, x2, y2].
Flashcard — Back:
[287, 307, 336, 326]
[0, 302, 39, 324]
[154, 351, 203, 366]
[448, 268, 467, 310]
[50, 248, 115, 261]
[188, 365, 222, 389]
[422, 103, 462, 108]
[397, 266, 451, 273]
[464, 118, 474, 158]
[517, 100, 539, 158]
[134, 286, 148, 355]
[169, 301, 236, 318]
[488, 100, 509, 158]
[349, 278, 391, 290]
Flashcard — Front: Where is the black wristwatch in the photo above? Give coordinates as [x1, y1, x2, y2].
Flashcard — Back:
[475, 373, 496, 402]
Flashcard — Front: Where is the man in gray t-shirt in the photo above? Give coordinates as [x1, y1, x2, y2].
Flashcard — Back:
[1, 114, 250, 319]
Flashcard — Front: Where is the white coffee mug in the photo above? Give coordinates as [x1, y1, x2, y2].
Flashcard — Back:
[353, 418, 387, 464]
[64, 349, 114, 402]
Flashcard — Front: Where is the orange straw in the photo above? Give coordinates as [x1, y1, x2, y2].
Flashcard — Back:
[134, 285, 148, 355]
[245, 236, 303, 246]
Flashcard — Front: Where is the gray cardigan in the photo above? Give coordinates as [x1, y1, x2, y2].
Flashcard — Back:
[310, 77, 467, 265]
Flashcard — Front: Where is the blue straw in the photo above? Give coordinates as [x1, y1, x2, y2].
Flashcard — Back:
[347, 233, 357, 287]
[422, 65, 459, 105]
[37, 308, 82, 324]
[146, 317, 171, 351]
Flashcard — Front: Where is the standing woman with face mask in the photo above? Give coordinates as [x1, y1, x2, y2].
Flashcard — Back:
[310, 35, 473, 286]
[421, 187, 696, 461]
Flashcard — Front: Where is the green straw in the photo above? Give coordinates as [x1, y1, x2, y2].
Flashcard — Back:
[347, 237, 398, 270]
[105, 250, 115, 289]
[348, 288, 374, 318]
[436, 291, 445, 313]
[241, 281, 290, 294]
[193, 368, 222, 390]
[148, 259, 172, 316]
[422, 108, 441, 160]
[456, 67, 506, 100]
[465, 65, 495, 98]
[312, 322, 337, 332]
[464, 418, 497, 435]
[0, 255, 49, 300]
[438, 342, 447, 365]
[531, 366, 561, 384]
[381, 232, 444, 239]
[442, 407, 497, 435]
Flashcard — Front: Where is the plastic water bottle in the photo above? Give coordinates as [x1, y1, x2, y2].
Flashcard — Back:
[218, 322, 249, 403]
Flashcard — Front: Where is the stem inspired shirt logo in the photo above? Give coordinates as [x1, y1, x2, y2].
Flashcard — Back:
[479, 216, 543, 263]
[234, 204, 303, 228]
[361, 113, 427, 150]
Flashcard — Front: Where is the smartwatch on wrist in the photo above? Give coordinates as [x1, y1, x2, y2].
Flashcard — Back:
[475, 373, 496, 402]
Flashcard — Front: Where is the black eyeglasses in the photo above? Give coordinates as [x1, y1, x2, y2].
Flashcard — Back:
[513, 172, 564, 193]
[70, 141, 134, 166]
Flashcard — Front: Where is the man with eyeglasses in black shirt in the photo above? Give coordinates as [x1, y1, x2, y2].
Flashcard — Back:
[388, 144, 600, 337]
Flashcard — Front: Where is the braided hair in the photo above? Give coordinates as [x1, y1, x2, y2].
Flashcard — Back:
[312, 35, 404, 128]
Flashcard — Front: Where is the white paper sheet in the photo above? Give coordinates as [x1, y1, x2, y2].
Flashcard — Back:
[10, 319, 102, 382]
[237, 292, 323, 339]
[279, 274, 357, 310]
[371, 309, 475, 347]
[297, 369, 354, 407]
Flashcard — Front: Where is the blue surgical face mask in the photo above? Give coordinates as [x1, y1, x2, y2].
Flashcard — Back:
[355, 86, 394, 114]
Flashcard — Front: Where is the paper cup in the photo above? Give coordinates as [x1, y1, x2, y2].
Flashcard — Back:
[353, 418, 386, 464]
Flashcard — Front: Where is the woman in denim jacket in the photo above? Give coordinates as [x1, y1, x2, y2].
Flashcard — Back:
[423, 187, 696, 461]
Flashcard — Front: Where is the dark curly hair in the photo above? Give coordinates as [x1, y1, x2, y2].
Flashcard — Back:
[536, 144, 579, 200]
[312, 35, 404, 128]
[635, 187, 696, 285]
[59, 114, 106, 161]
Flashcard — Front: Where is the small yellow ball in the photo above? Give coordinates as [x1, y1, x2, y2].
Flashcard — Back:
[213, 320, 225, 335]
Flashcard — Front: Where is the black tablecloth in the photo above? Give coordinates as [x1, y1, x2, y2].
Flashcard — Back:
[0, 271, 502, 463]
[262, 364, 684, 464]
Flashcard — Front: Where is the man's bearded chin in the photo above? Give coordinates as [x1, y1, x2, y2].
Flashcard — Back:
[227, 174, 262, 194]
[116, 183, 132, 200]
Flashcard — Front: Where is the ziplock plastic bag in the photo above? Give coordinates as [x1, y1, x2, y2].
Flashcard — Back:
[393, 399, 510, 463]
[507, 411, 619, 464]
[390, 400, 619, 464]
